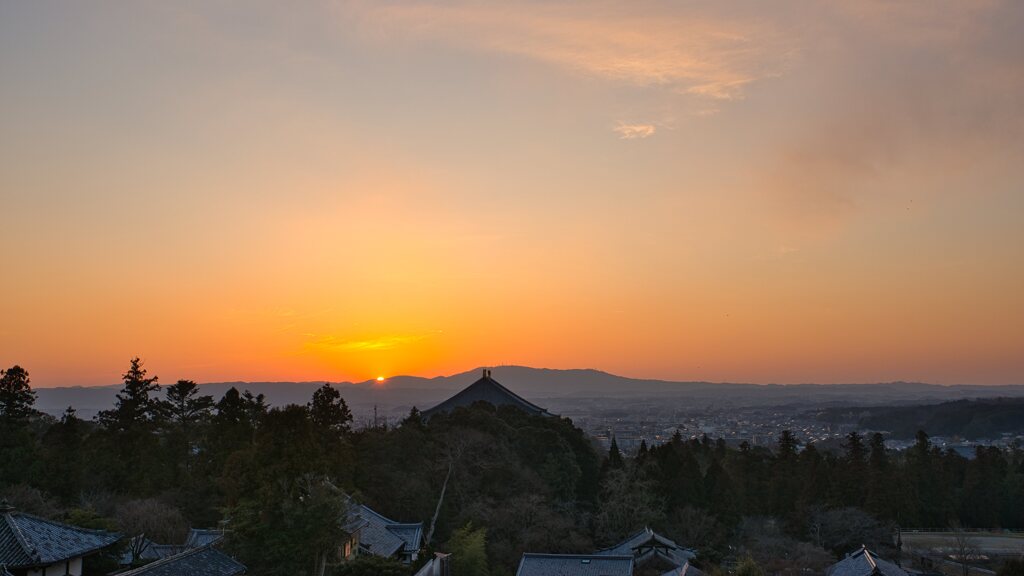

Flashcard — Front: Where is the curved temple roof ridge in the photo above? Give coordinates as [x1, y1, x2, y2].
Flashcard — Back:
[420, 369, 555, 420]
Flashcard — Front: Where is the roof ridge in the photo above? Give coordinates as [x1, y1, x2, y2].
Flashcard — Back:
[3, 512, 38, 563]
[116, 543, 215, 575]
[522, 553, 633, 559]
[480, 377, 549, 413]
[357, 504, 398, 524]
[12, 511, 119, 536]
[864, 548, 877, 571]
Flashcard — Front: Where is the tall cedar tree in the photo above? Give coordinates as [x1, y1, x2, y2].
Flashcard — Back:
[0, 365, 37, 487]
[0, 365, 36, 422]
[95, 358, 166, 492]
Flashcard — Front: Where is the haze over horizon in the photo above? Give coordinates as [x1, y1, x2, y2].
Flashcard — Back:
[3, 1, 1023, 388]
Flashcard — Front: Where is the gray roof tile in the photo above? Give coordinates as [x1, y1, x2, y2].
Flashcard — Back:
[516, 553, 634, 576]
[116, 546, 245, 576]
[0, 510, 120, 568]
[184, 529, 225, 549]
[828, 548, 908, 576]
[350, 505, 422, 558]
[597, 527, 695, 569]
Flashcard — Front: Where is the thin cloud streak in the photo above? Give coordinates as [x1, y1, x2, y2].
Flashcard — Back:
[348, 0, 793, 102]
[614, 123, 656, 139]
[303, 333, 433, 352]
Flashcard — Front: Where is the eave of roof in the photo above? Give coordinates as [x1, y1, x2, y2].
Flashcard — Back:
[1, 511, 121, 568]
[421, 375, 553, 419]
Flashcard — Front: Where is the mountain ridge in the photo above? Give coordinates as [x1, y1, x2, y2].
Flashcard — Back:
[32, 365, 1024, 420]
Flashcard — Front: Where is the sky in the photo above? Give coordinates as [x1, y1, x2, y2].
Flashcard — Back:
[2, 1, 1023, 387]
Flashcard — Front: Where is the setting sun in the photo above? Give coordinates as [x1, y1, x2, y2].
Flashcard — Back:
[376, 376, 385, 382]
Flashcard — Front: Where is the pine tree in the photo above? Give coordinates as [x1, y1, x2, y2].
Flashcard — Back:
[308, 383, 353, 437]
[0, 365, 38, 486]
[0, 365, 36, 422]
[95, 358, 166, 492]
[164, 380, 214, 482]
[98, 357, 162, 432]
[606, 436, 625, 470]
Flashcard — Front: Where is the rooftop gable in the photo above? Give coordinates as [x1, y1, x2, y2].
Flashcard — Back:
[828, 547, 908, 576]
[351, 504, 423, 558]
[184, 528, 225, 549]
[597, 527, 695, 568]
[421, 370, 553, 420]
[0, 509, 120, 568]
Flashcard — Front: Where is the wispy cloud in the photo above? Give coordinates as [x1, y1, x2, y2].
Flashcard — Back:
[614, 123, 656, 139]
[303, 333, 432, 352]
[348, 1, 792, 103]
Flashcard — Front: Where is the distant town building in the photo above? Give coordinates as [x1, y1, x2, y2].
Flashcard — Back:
[515, 553, 634, 576]
[0, 502, 120, 576]
[421, 369, 554, 420]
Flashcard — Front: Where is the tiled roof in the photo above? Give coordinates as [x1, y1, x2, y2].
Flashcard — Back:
[828, 547, 908, 576]
[116, 545, 246, 576]
[0, 510, 120, 568]
[516, 553, 634, 576]
[351, 505, 422, 558]
[422, 371, 553, 420]
[184, 529, 225, 549]
[597, 527, 695, 569]
[120, 537, 184, 565]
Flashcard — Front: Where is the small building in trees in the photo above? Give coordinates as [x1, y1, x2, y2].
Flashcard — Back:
[597, 527, 696, 575]
[183, 528, 224, 549]
[421, 369, 554, 420]
[342, 504, 423, 565]
[0, 503, 120, 576]
[516, 553, 634, 576]
[828, 547, 909, 576]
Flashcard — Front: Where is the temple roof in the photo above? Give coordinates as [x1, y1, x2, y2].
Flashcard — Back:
[116, 545, 246, 576]
[0, 507, 120, 568]
[828, 547, 908, 576]
[349, 504, 422, 558]
[121, 528, 225, 566]
[516, 553, 634, 576]
[421, 369, 553, 420]
[597, 527, 695, 569]
[184, 528, 225, 549]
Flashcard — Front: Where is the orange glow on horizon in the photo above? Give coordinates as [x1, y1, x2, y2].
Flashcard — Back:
[1, 2, 1022, 387]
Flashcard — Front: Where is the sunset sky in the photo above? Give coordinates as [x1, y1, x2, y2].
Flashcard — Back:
[2, 1, 1023, 387]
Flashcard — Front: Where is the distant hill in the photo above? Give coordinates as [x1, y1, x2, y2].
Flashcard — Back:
[33, 365, 1024, 420]
[816, 398, 1024, 439]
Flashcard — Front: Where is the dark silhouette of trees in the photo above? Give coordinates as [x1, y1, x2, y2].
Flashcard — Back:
[95, 358, 166, 492]
[5, 359, 1024, 576]
[0, 365, 39, 487]
[0, 365, 36, 422]
[448, 522, 490, 576]
[309, 383, 354, 438]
